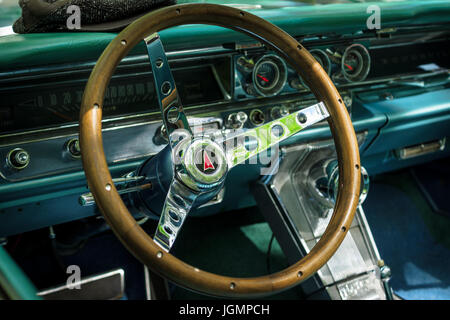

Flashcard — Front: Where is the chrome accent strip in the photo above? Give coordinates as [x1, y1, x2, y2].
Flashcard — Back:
[356, 206, 381, 262]
[79, 175, 148, 206]
[395, 137, 446, 160]
[165, 46, 229, 57]
[144, 265, 152, 300]
[37, 269, 125, 300]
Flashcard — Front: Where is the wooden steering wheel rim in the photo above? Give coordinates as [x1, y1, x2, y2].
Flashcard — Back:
[79, 3, 361, 298]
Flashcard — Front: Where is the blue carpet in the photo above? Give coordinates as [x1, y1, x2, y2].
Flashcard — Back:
[412, 157, 450, 217]
[363, 176, 450, 300]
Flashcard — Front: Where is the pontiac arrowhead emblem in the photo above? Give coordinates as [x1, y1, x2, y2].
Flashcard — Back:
[194, 145, 220, 176]
[203, 150, 215, 171]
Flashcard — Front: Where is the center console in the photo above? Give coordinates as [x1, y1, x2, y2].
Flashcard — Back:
[252, 134, 393, 300]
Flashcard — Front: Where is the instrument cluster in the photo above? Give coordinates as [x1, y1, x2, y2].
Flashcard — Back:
[0, 43, 365, 182]
[234, 43, 371, 98]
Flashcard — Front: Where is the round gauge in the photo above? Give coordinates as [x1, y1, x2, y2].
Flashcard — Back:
[252, 55, 287, 96]
[310, 49, 332, 75]
[297, 49, 331, 89]
[341, 44, 371, 82]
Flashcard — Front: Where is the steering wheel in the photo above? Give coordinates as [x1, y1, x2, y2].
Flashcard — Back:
[79, 3, 361, 298]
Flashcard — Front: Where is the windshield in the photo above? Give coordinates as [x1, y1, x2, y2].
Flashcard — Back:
[0, 0, 21, 28]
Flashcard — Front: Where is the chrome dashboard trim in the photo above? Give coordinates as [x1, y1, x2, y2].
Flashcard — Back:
[165, 46, 230, 57]
[5, 65, 443, 143]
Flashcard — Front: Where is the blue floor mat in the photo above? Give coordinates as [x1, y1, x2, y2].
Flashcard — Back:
[363, 176, 450, 300]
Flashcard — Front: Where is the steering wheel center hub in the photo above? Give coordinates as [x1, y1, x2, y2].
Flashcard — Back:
[179, 137, 228, 190]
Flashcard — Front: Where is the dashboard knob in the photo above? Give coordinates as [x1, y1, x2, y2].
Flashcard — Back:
[7, 148, 30, 170]
[226, 111, 248, 129]
[64, 138, 81, 159]
[270, 105, 290, 120]
[249, 109, 265, 126]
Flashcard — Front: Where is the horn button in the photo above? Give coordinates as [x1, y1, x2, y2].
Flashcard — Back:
[178, 138, 228, 191]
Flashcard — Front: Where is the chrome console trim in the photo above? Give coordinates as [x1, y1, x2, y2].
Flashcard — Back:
[262, 134, 388, 300]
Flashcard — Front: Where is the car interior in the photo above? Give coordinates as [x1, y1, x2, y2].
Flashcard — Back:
[0, 0, 449, 301]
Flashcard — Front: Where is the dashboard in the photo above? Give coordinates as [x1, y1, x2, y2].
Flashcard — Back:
[1, 30, 448, 182]
[0, 1, 449, 237]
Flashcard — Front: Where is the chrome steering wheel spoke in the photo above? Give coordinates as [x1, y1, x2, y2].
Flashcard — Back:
[146, 34, 198, 251]
[154, 178, 199, 252]
[223, 102, 330, 169]
[153, 130, 227, 252]
[145, 33, 192, 148]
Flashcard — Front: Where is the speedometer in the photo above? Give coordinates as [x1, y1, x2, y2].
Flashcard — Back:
[252, 55, 287, 96]
[341, 44, 371, 82]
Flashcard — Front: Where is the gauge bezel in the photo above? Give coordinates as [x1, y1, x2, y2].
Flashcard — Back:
[298, 49, 331, 89]
[252, 54, 287, 97]
[341, 44, 371, 82]
[310, 49, 332, 75]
